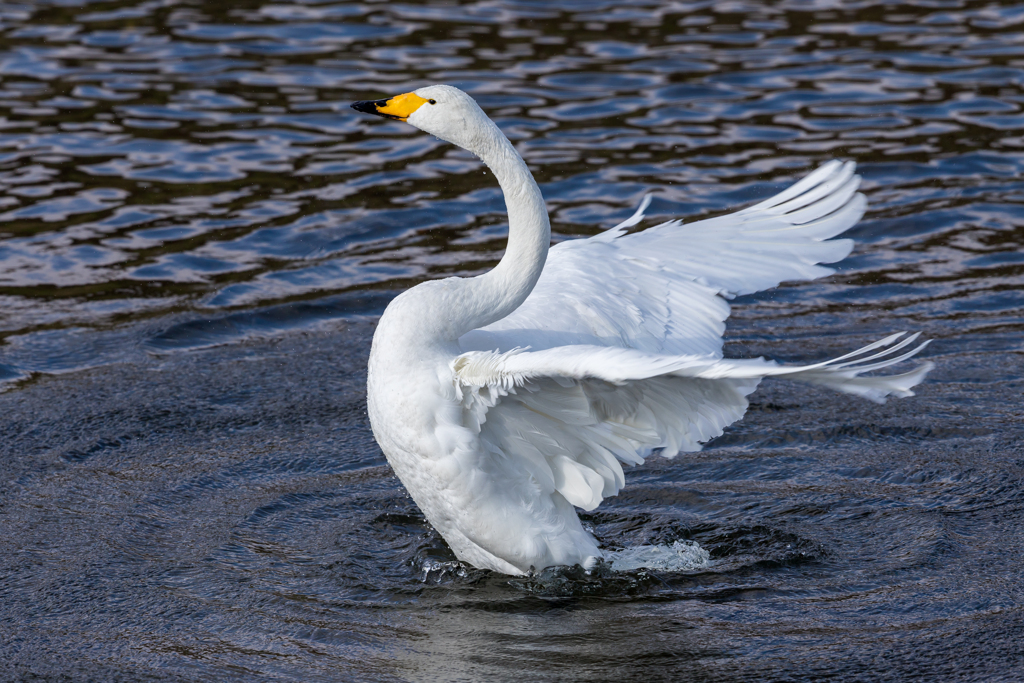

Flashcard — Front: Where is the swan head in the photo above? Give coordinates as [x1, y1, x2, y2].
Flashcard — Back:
[352, 85, 497, 156]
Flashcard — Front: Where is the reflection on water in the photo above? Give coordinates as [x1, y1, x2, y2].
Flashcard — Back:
[1, 1, 1023, 681]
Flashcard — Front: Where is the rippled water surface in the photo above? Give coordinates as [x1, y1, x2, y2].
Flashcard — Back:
[2, 1, 1024, 681]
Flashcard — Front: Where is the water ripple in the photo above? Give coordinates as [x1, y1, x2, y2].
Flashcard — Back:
[1, 3, 1024, 676]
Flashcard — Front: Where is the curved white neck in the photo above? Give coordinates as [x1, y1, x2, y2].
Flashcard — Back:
[448, 122, 550, 337]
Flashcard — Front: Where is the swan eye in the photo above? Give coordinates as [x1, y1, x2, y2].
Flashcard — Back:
[429, 99, 436, 105]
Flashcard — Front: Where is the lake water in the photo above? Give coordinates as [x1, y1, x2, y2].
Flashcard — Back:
[2, 1, 1023, 681]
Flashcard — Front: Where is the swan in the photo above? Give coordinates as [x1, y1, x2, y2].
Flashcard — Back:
[352, 85, 932, 576]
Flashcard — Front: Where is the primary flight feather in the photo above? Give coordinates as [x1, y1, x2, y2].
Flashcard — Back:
[353, 85, 931, 576]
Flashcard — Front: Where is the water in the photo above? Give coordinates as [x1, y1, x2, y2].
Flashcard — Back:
[1, 0, 1023, 680]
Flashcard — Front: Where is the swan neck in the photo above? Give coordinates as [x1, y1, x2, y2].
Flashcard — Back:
[453, 127, 549, 336]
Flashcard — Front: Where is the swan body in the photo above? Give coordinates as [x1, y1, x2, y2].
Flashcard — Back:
[354, 85, 931, 575]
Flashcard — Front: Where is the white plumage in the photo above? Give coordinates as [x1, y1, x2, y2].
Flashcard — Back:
[353, 85, 932, 576]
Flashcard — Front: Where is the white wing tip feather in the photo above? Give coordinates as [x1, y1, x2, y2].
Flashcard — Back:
[737, 160, 866, 240]
[777, 332, 934, 404]
[599, 193, 653, 240]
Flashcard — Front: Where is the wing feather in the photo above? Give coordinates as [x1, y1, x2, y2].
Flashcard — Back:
[451, 161, 930, 513]
[453, 336, 930, 511]
[459, 160, 864, 360]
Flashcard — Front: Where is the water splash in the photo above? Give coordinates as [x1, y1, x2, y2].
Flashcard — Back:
[419, 559, 473, 584]
[607, 540, 712, 573]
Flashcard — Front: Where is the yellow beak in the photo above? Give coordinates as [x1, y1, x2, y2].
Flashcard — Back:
[351, 92, 430, 122]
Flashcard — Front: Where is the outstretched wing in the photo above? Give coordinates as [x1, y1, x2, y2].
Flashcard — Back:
[452, 161, 927, 513]
[458, 160, 863, 358]
[452, 335, 931, 512]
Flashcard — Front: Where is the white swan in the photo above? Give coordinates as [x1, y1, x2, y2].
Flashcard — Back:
[352, 85, 932, 576]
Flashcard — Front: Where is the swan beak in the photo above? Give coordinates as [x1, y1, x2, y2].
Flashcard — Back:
[351, 92, 429, 121]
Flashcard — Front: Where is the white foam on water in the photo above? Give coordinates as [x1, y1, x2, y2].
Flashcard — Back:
[607, 540, 712, 572]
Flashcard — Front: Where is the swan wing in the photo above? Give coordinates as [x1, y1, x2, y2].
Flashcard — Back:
[459, 160, 863, 358]
[452, 335, 932, 511]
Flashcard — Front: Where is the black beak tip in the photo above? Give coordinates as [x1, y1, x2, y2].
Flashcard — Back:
[352, 99, 384, 115]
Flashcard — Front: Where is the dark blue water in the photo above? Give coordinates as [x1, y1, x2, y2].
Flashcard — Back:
[1, 1, 1023, 681]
